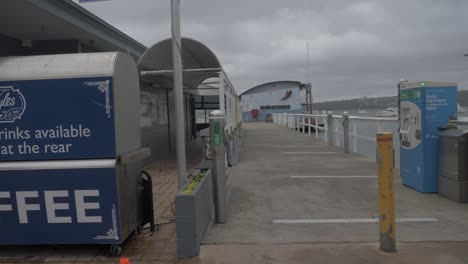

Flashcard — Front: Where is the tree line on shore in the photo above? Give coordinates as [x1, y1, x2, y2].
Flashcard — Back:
[314, 90, 468, 111]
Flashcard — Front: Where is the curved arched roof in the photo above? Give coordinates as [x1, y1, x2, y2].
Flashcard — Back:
[240, 80, 301, 96]
[138, 37, 222, 89]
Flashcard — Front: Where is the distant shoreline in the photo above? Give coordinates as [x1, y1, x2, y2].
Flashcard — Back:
[314, 90, 468, 111]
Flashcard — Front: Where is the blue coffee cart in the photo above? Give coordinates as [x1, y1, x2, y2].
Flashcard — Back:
[0, 52, 153, 255]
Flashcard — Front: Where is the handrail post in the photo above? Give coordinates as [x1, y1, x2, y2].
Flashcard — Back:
[352, 121, 358, 152]
[377, 120, 383, 133]
[334, 117, 340, 147]
[327, 112, 333, 147]
[294, 115, 298, 131]
[343, 112, 350, 153]
[324, 115, 329, 142]
[315, 116, 319, 139]
[308, 115, 312, 136]
[302, 115, 305, 134]
[291, 114, 294, 129]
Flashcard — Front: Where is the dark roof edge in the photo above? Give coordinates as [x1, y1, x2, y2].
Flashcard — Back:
[27, 0, 147, 56]
[240, 80, 302, 96]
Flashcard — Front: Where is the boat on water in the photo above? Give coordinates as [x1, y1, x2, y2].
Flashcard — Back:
[376, 107, 398, 117]
[458, 104, 467, 113]
[357, 109, 368, 114]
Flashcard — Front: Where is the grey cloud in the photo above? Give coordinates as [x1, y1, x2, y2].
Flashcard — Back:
[76, 0, 468, 102]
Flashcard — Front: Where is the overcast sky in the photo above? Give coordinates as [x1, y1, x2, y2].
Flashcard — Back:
[75, 0, 468, 102]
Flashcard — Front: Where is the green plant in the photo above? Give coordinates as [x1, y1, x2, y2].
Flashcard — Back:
[180, 170, 207, 195]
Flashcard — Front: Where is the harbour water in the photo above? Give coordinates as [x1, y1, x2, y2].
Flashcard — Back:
[323, 108, 468, 168]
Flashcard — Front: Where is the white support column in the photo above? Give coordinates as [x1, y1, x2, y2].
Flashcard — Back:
[231, 90, 235, 130]
[226, 88, 231, 131]
[219, 72, 225, 114]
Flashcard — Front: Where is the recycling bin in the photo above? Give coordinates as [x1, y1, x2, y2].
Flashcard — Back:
[0, 52, 152, 254]
[438, 128, 468, 202]
[399, 81, 457, 192]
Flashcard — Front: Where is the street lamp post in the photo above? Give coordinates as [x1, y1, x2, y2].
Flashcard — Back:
[171, 0, 187, 190]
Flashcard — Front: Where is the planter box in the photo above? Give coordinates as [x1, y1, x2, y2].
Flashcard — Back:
[176, 169, 215, 258]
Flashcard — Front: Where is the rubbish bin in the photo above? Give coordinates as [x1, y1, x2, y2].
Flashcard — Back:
[438, 128, 468, 202]
[399, 81, 457, 192]
[0, 52, 152, 255]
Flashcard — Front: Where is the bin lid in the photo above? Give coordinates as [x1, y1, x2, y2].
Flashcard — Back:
[400, 81, 457, 90]
[439, 128, 466, 138]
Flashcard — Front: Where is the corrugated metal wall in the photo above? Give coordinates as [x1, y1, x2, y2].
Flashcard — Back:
[241, 82, 302, 122]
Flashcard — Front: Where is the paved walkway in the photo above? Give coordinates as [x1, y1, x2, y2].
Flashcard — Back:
[190, 122, 468, 263]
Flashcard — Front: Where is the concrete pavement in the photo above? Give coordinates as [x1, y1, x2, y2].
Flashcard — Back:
[194, 122, 468, 263]
[183, 242, 468, 264]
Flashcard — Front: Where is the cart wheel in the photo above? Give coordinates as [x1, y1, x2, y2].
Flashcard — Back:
[136, 225, 143, 234]
[109, 245, 122, 257]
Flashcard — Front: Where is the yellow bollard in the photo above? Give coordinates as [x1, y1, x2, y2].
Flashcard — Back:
[376, 132, 396, 253]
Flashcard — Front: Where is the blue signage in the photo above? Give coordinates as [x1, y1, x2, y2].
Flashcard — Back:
[0, 77, 116, 161]
[0, 168, 121, 245]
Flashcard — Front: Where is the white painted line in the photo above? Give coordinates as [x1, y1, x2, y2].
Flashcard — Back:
[272, 218, 438, 224]
[290, 175, 377, 179]
[283, 152, 336, 154]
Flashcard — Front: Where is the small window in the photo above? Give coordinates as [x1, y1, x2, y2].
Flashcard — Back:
[196, 109, 209, 124]
[260, 105, 291, 110]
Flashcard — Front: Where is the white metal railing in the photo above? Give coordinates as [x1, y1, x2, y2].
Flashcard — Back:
[272, 111, 399, 155]
[273, 112, 329, 140]
[273, 111, 398, 145]
[272, 111, 468, 168]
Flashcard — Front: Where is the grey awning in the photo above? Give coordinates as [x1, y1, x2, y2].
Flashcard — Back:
[138, 37, 222, 90]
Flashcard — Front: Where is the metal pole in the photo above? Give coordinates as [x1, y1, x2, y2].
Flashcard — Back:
[171, 0, 186, 190]
[343, 112, 350, 153]
[377, 132, 396, 253]
[210, 110, 227, 223]
[219, 72, 225, 113]
[327, 112, 333, 147]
